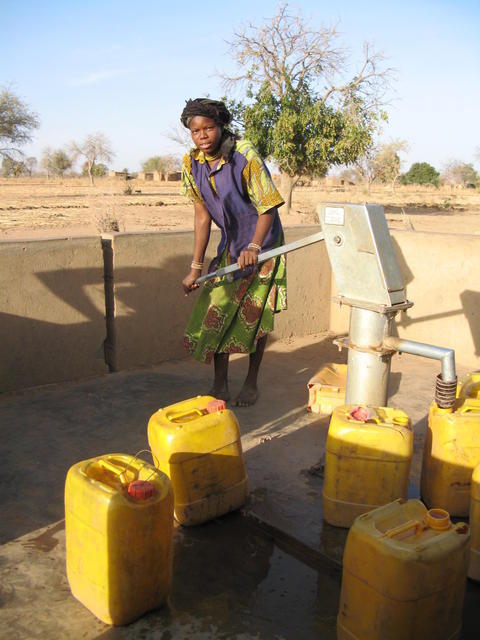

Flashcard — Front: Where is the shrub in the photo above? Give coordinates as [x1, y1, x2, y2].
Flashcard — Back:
[400, 162, 440, 187]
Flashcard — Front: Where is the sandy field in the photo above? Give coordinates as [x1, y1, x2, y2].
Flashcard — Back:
[1, 176, 480, 240]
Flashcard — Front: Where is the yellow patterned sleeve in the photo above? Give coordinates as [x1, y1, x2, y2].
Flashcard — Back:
[181, 152, 203, 203]
[238, 141, 284, 214]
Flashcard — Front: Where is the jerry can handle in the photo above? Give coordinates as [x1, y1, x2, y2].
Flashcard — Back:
[457, 398, 480, 413]
[97, 451, 159, 485]
[459, 379, 480, 400]
[166, 408, 205, 423]
[97, 458, 133, 485]
[384, 519, 423, 540]
[130, 449, 160, 482]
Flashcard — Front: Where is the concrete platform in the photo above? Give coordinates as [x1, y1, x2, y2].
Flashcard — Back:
[1, 332, 479, 639]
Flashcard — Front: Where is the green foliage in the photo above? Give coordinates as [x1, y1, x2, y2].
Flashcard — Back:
[51, 150, 72, 176]
[243, 81, 379, 179]
[93, 163, 107, 176]
[221, 2, 393, 204]
[82, 161, 107, 177]
[0, 88, 39, 158]
[401, 162, 440, 186]
[220, 96, 246, 137]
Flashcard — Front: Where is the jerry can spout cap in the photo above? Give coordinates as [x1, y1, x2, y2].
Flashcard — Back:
[128, 480, 155, 500]
[349, 406, 375, 422]
[424, 508, 451, 531]
[206, 398, 227, 413]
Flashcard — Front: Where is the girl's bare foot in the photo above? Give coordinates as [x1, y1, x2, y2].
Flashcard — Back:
[209, 385, 230, 403]
[234, 384, 258, 407]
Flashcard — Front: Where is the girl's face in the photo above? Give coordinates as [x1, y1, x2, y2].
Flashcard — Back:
[189, 116, 222, 155]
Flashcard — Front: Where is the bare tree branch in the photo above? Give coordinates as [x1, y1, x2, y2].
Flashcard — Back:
[69, 132, 114, 185]
[220, 2, 394, 111]
[165, 125, 192, 150]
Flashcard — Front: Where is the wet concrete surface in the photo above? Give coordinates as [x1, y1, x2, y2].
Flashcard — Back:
[1, 333, 479, 638]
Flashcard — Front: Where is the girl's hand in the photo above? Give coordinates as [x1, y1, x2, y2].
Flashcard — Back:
[237, 247, 259, 271]
[182, 270, 201, 295]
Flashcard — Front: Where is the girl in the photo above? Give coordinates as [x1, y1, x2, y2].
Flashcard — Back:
[181, 98, 286, 406]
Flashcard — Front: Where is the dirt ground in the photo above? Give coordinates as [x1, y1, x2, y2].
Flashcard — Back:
[1, 176, 480, 239]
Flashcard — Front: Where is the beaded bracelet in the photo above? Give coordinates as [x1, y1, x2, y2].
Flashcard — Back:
[247, 242, 261, 252]
[191, 260, 203, 270]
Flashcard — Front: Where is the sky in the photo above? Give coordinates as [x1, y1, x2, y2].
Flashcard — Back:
[1, 0, 479, 173]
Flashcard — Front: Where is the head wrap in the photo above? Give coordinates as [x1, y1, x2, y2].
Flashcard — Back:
[180, 98, 237, 161]
[180, 98, 233, 129]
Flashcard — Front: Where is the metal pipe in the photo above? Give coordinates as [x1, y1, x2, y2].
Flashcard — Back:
[195, 231, 324, 285]
[383, 336, 456, 382]
[345, 307, 393, 406]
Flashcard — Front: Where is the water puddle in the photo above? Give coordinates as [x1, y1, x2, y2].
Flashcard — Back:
[94, 512, 340, 639]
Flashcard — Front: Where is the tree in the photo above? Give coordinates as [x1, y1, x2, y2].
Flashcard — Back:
[373, 140, 409, 191]
[1, 157, 26, 177]
[401, 162, 440, 187]
[141, 155, 180, 174]
[70, 133, 114, 185]
[442, 161, 479, 187]
[0, 88, 39, 159]
[243, 81, 381, 208]
[82, 161, 108, 177]
[221, 3, 393, 211]
[40, 146, 54, 179]
[25, 156, 37, 176]
[354, 147, 380, 192]
[339, 167, 361, 185]
[353, 140, 408, 192]
[167, 125, 194, 151]
[51, 150, 72, 176]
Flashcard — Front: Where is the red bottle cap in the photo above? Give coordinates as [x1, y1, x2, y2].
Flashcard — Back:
[127, 480, 155, 500]
[206, 398, 227, 413]
[349, 406, 374, 422]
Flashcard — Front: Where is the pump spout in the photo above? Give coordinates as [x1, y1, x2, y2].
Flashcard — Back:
[383, 336, 456, 382]
[383, 336, 457, 408]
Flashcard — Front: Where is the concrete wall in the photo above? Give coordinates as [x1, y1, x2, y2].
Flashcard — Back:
[1, 227, 479, 392]
[274, 226, 331, 338]
[109, 225, 330, 370]
[108, 230, 202, 371]
[329, 230, 480, 369]
[0, 237, 107, 392]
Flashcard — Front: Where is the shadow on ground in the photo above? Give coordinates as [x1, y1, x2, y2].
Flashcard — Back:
[1, 333, 479, 639]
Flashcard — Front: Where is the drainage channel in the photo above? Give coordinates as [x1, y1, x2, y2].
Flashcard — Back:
[92, 511, 341, 640]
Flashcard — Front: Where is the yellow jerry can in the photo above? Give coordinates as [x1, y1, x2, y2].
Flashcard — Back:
[65, 453, 174, 625]
[338, 499, 470, 640]
[458, 371, 480, 400]
[469, 463, 480, 580]
[147, 395, 249, 526]
[307, 363, 347, 415]
[421, 372, 480, 517]
[323, 405, 413, 528]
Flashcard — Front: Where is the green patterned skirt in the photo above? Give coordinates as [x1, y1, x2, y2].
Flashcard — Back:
[184, 239, 287, 364]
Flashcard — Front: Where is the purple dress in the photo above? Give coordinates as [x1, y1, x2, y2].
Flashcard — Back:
[182, 139, 284, 277]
